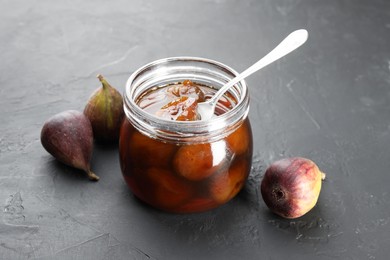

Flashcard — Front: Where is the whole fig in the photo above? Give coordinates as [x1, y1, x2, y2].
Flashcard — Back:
[84, 74, 124, 143]
[260, 157, 325, 219]
[40, 110, 99, 181]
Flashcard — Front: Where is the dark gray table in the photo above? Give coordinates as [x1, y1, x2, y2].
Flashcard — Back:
[1, 0, 389, 259]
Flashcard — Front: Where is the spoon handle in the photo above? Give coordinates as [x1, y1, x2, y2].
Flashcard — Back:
[209, 29, 308, 104]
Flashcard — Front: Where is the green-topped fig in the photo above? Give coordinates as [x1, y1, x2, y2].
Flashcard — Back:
[84, 74, 124, 143]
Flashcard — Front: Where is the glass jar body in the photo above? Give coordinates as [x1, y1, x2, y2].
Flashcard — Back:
[120, 118, 252, 213]
[120, 57, 253, 213]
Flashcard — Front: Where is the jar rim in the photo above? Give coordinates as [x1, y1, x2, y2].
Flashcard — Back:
[124, 56, 250, 143]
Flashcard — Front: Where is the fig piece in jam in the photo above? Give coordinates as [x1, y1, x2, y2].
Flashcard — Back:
[173, 141, 233, 181]
[167, 79, 205, 102]
[156, 96, 199, 121]
[155, 80, 207, 121]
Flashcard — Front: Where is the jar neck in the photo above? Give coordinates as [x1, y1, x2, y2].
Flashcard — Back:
[124, 57, 250, 144]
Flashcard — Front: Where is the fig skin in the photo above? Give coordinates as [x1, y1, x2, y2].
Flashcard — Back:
[40, 110, 99, 181]
[128, 129, 177, 169]
[260, 157, 325, 219]
[209, 158, 249, 204]
[84, 74, 124, 143]
[147, 167, 193, 210]
[173, 141, 232, 181]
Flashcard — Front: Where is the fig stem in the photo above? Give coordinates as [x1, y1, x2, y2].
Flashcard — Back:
[86, 170, 100, 181]
[97, 74, 104, 81]
[321, 171, 326, 180]
[97, 74, 111, 90]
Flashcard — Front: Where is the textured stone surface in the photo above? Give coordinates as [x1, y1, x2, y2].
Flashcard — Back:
[1, 0, 390, 259]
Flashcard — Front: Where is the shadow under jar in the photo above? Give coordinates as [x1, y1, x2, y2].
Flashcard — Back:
[120, 57, 253, 213]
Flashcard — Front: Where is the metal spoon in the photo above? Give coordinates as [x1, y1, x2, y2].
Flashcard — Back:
[197, 29, 308, 120]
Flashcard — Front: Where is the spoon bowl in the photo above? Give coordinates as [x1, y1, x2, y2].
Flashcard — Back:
[197, 29, 309, 121]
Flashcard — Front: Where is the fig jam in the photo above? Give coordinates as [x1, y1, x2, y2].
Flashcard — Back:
[138, 80, 236, 121]
[120, 57, 252, 213]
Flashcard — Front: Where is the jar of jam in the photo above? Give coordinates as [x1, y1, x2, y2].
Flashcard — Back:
[120, 57, 252, 213]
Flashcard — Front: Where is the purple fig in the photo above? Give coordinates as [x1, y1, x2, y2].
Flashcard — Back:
[261, 157, 325, 219]
[40, 110, 99, 181]
[84, 74, 124, 143]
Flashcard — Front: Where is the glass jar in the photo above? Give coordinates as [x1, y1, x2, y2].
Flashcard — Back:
[120, 57, 253, 213]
